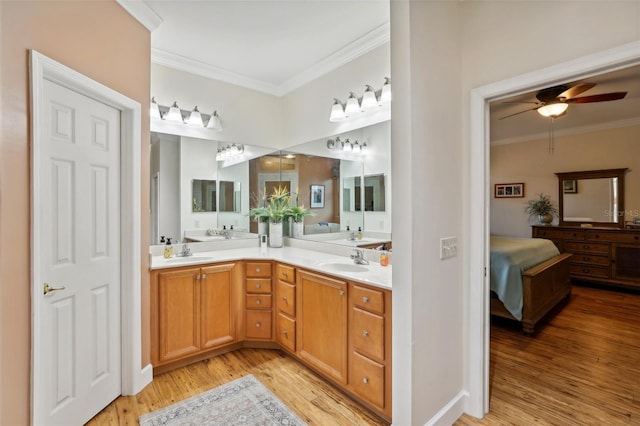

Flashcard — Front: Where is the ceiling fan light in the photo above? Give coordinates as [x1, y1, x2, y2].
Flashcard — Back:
[329, 99, 346, 122]
[344, 92, 361, 116]
[361, 85, 378, 112]
[380, 77, 391, 104]
[165, 101, 183, 122]
[538, 102, 568, 118]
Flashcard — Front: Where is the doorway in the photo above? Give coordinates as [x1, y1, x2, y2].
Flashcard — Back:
[467, 41, 640, 417]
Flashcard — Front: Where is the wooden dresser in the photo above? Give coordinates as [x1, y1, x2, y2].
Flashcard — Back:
[532, 225, 640, 290]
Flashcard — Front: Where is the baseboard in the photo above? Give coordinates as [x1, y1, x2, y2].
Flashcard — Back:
[424, 390, 468, 426]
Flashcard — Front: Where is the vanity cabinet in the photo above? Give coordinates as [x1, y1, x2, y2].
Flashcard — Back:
[151, 263, 238, 366]
[533, 225, 640, 289]
[275, 263, 296, 352]
[245, 261, 273, 340]
[348, 283, 392, 418]
[297, 269, 348, 384]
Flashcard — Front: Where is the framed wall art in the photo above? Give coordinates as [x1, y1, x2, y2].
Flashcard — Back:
[310, 184, 325, 208]
[494, 182, 524, 198]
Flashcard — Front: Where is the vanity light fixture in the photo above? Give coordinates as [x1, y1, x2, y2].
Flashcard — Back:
[186, 106, 203, 127]
[326, 137, 367, 155]
[151, 97, 223, 131]
[216, 143, 244, 162]
[342, 138, 353, 152]
[328, 77, 391, 122]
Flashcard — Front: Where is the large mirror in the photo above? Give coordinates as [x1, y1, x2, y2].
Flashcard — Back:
[557, 168, 627, 227]
[149, 120, 391, 244]
[192, 179, 216, 212]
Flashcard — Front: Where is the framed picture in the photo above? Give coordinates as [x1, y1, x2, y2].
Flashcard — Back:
[563, 179, 578, 194]
[494, 182, 524, 198]
[310, 184, 325, 208]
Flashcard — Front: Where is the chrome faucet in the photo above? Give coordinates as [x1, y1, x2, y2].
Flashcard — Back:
[177, 243, 192, 257]
[347, 231, 357, 241]
[350, 249, 369, 265]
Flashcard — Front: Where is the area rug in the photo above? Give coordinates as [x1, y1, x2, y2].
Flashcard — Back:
[139, 374, 306, 426]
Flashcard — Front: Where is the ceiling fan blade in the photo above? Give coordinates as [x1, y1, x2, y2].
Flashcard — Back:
[536, 85, 569, 103]
[565, 92, 627, 103]
[557, 82, 596, 100]
[499, 106, 540, 120]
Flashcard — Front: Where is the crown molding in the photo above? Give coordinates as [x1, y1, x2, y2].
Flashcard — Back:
[491, 116, 640, 146]
[151, 21, 391, 97]
[115, 0, 163, 31]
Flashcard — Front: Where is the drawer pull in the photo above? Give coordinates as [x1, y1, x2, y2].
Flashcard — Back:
[282, 330, 288, 336]
[282, 272, 288, 278]
[255, 322, 262, 328]
[196, 274, 201, 280]
[255, 283, 261, 289]
[362, 296, 369, 303]
[256, 268, 261, 273]
[362, 377, 369, 384]
[583, 256, 590, 261]
[362, 330, 369, 337]
[572, 233, 577, 237]
[583, 269, 590, 273]
[339, 289, 345, 296]
[201, 273, 206, 279]
[583, 245, 589, 249]
[281, 296, 287, 302]
[255, 299, 261, 305]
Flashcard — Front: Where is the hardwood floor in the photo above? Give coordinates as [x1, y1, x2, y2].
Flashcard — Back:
[457, 283, 640, 426]
[86, 348, 389, 426]
[87, 284, 638, 425]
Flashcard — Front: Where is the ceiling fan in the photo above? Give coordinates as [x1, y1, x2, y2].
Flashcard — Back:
[500, 83, 627, 120]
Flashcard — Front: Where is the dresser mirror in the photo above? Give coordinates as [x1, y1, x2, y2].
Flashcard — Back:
[556, 168, 628, 227]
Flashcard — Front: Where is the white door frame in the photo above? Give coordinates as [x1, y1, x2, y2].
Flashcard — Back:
[30, 50, 151, 418]
[466, 40, 640, 418]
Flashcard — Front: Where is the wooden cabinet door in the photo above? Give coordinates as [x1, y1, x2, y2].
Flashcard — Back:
[157, 267, 201, 362]
[200, 263, 236, 350]
[298, 270, 348, 384]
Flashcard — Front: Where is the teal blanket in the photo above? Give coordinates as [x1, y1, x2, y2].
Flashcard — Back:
[490, 236, 560, 321]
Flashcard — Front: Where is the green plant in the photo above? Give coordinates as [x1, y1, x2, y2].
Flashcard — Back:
[249, 206, 270, 223]
[288, 205, 314, 223]
[525, 193, 559, 219]
[266, 185, 290, 223]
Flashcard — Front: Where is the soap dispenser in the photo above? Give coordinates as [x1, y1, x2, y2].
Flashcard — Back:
[163, 237, 173, 259]
[356, 227, 363, 240]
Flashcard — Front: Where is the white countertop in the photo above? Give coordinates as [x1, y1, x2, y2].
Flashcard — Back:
[150, 246, 392, 290]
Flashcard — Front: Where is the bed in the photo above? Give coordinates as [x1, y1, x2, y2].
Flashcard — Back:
[490, 236, 572, 333]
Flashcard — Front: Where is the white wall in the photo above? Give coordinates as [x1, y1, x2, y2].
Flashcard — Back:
[180, 136, 219, 237]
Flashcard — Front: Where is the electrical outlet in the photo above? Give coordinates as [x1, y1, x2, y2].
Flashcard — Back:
[440, 236, 457, 260]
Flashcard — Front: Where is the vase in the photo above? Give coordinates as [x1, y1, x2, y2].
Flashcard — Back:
[258, 221, 268, 236]
[269, 222, 283, 248]
[292, 221, 304, 238]
[538, 214, 553, 224]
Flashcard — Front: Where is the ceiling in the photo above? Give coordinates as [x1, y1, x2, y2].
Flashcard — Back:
[119, 1, 638, 141]
[490, 64, 640, 144]
[129, 0, 390, 96]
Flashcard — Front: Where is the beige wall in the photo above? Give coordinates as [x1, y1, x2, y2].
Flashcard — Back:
[491, 125, 640, 237]
[0, 1, 150, 424]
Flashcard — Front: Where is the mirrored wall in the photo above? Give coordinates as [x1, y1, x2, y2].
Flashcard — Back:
[149, 121, 391, 245]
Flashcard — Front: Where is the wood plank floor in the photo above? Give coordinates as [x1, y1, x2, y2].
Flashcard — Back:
[456, 283, 640, 426]
[86, 347, 389, 426]
[87, 284, 639, 425]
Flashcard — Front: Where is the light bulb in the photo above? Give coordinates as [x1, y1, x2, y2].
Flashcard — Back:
[344, 92, 361, 116]
[207, 111, 223, 130]
[380, 77, 391, 104]
[342, 139, 353, 152]
[537, 102, 568, 118]
[361, 85, 378, 112]
[186, 106, 203, 127]
[329, 99, 346, 122]
[165, 101, 183, 122]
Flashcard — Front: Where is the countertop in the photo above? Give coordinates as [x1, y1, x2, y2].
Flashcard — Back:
[150, 246, 392, 290]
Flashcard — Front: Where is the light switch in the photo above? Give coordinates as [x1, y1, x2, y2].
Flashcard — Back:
[440, 236, 457, 260]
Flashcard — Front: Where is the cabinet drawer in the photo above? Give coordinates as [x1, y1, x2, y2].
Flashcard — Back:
[246, 294, 272, 309]
[246, 278, 272, 294]
[570, 264, 609, 279]
[349, 351, 385, 409]
[587, 230, 640, 244]
[352, 308, 384, 362]
[533, 228, 584, 240]
[276, 312, 296, 352]
[276, 281, 296, 317]
[246, 310, 272, 339]
[246, 262, 272, 278]
[564, 241, 610, 255]
[352, 285, 384, 315]
[276, 264, 296, 283]
[570, 253, 609, 266]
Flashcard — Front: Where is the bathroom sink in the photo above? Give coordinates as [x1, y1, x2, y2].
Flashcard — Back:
[165, 255, 215, 264]
[317, 260, 369, 273]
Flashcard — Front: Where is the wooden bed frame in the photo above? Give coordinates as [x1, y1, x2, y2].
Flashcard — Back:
[491, 253, 573, 333]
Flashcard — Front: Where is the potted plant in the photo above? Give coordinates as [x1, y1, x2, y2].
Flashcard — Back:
[288, 187, 315, 238]
[249, 189, 271, 235]
[525, 193, 559, 224]
[266, 185, 290, 247]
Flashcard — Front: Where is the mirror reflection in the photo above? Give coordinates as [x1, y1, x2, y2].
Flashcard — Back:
[557, 168, 627, 227]
[150, 120, 391, 245]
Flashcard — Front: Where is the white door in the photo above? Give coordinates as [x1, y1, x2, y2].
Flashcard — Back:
[33, 79, 122, 425]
